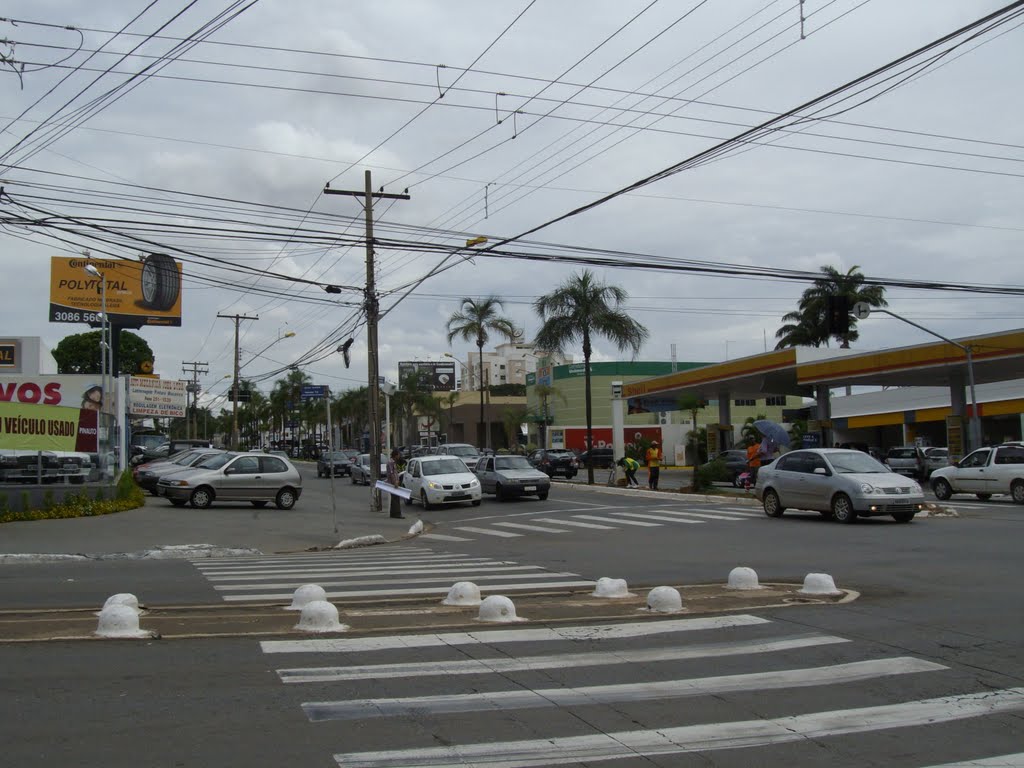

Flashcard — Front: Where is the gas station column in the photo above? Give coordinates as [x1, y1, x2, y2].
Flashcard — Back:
[816, 385, 833, 447]
[717, 390, 732, 449]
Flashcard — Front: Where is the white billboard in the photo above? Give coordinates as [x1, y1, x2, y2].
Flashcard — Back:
[127, 377, 186, 418]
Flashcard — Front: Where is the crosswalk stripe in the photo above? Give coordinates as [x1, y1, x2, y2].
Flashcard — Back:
[194, 549, 446, 566]
[533, 517, 617, 530]
[199, 562, 518, 580]
[453, 526, 523, 538]
[277, 633, 849, 683]
[333, 687, 1024, 768]
[611, 511, 703, 524]
[649, 509, 750, 521]
[225, 580, 595, 602]
[418, 533, 472, 541]
[572, 514, 660, 527]
[684, 507, 762, 518]
[305, 657, 944, 722]
[216, 570, 582, 591]
[260, 614, 770, 654]
[195, 555, 485, 573]
[493, 521, 571, 533]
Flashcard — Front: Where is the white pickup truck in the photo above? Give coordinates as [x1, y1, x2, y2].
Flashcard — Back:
[929, 442, 1024, 503]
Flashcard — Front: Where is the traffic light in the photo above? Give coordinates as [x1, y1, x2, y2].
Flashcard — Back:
[826, 295, 850, 336]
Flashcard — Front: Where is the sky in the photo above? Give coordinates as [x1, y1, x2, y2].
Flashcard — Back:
[2, 0, 1022, 410]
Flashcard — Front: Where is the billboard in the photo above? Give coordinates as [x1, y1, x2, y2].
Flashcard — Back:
[50, 255, 183, 327]
[397, 361, 456, 392]
[0, 401, 98, 452]
[127, 376, 186, 418]
[0, 374, 119, 415]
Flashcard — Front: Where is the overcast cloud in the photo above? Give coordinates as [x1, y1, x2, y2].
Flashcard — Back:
[1, 0, 1021, 405]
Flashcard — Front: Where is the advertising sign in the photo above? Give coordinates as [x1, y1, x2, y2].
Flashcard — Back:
[562, 426, 663, 452]
[49, 255, 183, 327]
[127, 377, 187, 418]
[0, 401, 98, 452]
[627, 396, 677, 414]
[0, 374, 118, 414]
[0, 342, 16, 368]
[398, 361, 456, 392]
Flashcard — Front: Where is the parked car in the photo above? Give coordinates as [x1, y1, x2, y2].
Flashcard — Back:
[700, 449, 750, 487]
[317, 449, 357, 478]
[435, 443, 482, 471]
[756, 448, 924, 524]
[475, 454, 551, 501]
[350, 453, 388, 485]
[577, 447, 615, 469]
[134, 448, 223, 495]
[922, 447, 950, 478]
[930, 442, 1024, 503]
[130, 442, 170, 466]
[157, 451, 302, 509]
[884, 446, 924, 479]
[400, 454, 481, 509]
[527, 448, 579, 478]
[0, 450, 92, 484]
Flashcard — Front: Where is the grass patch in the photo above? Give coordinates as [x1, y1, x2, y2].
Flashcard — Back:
[0, 471, 145, 524]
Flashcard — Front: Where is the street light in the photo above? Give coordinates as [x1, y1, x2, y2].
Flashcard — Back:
[443, 352, 470, 391]
[84, 263, 110, 478]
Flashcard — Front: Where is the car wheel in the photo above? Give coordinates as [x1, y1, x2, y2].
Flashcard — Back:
[537, 491, 548, 501]
[169, 499, 186, 507]
[932, 477, 953, 500]
[976, 493, 992, 501]
[892, 512, 915, 523]
[420, 491, 433, 511]
[251, 500, 268, 508]
[403, 493, 412, 506]
[275, 488, 297, 510]
[1011, 480, 1024, 504]
[763, 489, 784, 518]
[189, 487, 213, 509]
[139, 252, 180, 310]
[832, 493, 857, 524]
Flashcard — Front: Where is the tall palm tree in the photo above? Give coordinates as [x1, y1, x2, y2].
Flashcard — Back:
[445, 296, 519, 449]
[534, 270, 648, 483]
[775, 265, 887, 349]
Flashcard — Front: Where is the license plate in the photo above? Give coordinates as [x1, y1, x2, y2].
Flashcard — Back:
[524, 486, 536, 491]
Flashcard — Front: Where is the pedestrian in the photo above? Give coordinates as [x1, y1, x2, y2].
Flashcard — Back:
[745, 437, 762, 490]
[645, 440, 662, 490]
[617, 456, 640, 487]
[386, 448, 404, 519]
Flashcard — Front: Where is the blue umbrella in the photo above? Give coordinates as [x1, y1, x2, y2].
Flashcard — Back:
[753, 419, 790, 448]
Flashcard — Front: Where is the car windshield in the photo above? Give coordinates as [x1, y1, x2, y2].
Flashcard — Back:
[172, 451, 202, 465]
[827, 451, 888, 474]
[495, 456, 532, 471]
[195, 453, 233, 470]
[447, 446, 478, 457]
[888, 449, 916, 458]
[548, 451, 573, 457]
[423, 458, 467, 475]
[324, 451, 347, 460]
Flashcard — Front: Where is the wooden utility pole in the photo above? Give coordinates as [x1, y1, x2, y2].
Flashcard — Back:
[181, 361, 208, 440]
[217, 313, 258, 450]
[324, 170, 409, 512]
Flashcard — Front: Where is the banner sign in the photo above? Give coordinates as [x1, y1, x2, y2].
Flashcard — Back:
[398, 361, 456, 392]
[49, 255, 183, 327]
[562, 426, 663, 452]
[0, 374, 118, 415]
[0, 342, 16, 368]
[0, 401, 98, 452]
[128, 376, 187, 418]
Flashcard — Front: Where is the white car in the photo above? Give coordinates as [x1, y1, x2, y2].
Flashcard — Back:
[400, 454, 481, 509]
[930, 442, 1024, 503]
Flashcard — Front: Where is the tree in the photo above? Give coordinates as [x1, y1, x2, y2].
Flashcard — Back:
[52, 330, 154, 374]
[775, 265, 887, 349]
[445, 296, 519, 449]
[502, 405, 528, 451]
[677, 394, 707, 466]
[533, 383, 566, 449]
[534, 270, 648, 483]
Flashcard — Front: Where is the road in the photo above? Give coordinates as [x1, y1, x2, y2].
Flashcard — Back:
[2, 462, 1022, 766]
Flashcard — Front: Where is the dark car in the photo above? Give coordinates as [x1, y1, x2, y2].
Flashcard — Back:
[317, 449, 358, 478]
[700, 449, 750, 487]
[577, 447, 615, 469]
[527, 448, 578, 479]
[134, 448, 223, 495]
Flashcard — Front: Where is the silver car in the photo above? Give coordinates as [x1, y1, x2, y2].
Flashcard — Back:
[350, 453, 388, 486]
[756, 448, 924, 524]
[157, 451, 302, 509]
[475, 455, 551, 501]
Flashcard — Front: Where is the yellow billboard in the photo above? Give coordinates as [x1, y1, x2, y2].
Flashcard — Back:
[0, 401, 98, 452]
[49, 255, 182, 327]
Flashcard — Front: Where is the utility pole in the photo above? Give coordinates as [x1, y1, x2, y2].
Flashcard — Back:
[182, 361, 208, 440]
[324, 170, 409, 512]
[217, 313, 258, 450]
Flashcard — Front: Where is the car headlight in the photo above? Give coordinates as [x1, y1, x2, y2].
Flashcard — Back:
[427, 481, 442, 490]
[860, 483, 879, 494]
[170, 480, 191, 487]
[910, 483, 922, 494]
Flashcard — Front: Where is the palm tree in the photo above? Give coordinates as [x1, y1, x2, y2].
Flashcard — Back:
[775, 265, 887, 349]
[446, 296, 519, 449]
[533, 382, 566, 449]
[534, 270, 649, 483]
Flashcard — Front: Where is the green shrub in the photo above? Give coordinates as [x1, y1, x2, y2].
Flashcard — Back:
[0, 471, 145, 524]
[692, 458, 731, 492]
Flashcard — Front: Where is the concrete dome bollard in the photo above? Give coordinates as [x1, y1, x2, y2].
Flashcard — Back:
[442, 581, 481, 606]
[287, 584, 327, 611]
[726, 567, 762, 591]
[646, 586, 683, 613]
[592, 577, 633, 598]
[799, 573, 842, 596]
[294, 600, 348, 633]
[99, 593, 141, 615]
[477, 595, 525, 623]
[95, 604, 152, 638]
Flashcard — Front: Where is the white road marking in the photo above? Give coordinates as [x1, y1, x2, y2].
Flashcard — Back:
[922, 755, 1024, 767]
[304, 657, 944, 721]
[333, 687, 1024, 768]
[194, 549, 446, 566]
[216, 570, 582, 591]
[277, 633, 849, 683]
[200, 562, 525, 581]
[195, 555, 488, 574]
[261, 614, 770, 654]
[418, 533, 472, 541]
[649, 508, 751, 521]
[528, 520, 614, 532]
[225, 580, 595, 602]
[572, 514, 660, 527]
[453, 526, 523, 538]
[493, 522, 571, 533]
[611, 512, 703, 524]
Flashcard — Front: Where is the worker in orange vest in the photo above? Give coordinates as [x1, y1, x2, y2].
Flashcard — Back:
[645, 440, 662, 490]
